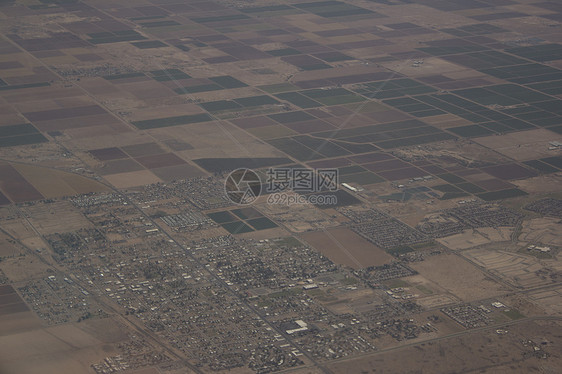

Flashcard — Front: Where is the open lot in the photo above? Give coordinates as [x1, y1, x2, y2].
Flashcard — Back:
[22, 201, 92, 236]
[474, 129, 562, 161]
[0, 318, 125, 374]
[410, 253, 508, 301]
[301, 227, 394, 269]
[519, 217, 562, 247]
[462, 248, 562, 289]
[328, 320, 562, 374]
[437, 227, 514, 250]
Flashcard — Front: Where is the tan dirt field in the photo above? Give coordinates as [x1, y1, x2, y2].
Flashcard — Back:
[301, 227, 394, 269]
[437, 227, 514, 250]
[519, 217, 562, 247]
[22, 201, 92, 235]
[410, 253, 509, 301]
[13, 163, 109, 198]
[104, 170, 162, 189]
[474, 129, 562, 161]
[0, 321, 121, 374]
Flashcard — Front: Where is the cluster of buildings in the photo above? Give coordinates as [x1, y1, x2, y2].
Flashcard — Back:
[418, 202, 524, 238]
[356, 263, 417, 286]
[525, 198, 562, 219]
[339, 207, 429, 249]
[8, 178, 534, 373]
[18, 273, 106, 325]
[441, 304, 494, 329]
